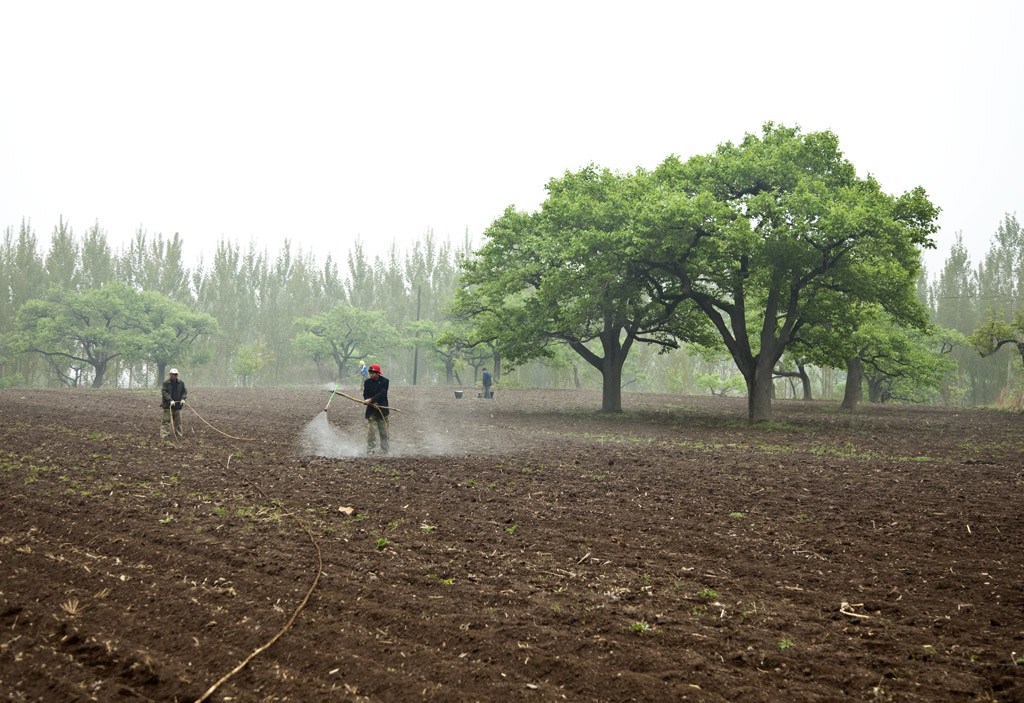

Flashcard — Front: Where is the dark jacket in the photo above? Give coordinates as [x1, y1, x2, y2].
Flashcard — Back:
[363, 374, 390, 419]
[161, 378, 188, 409]
[482, 370, 492, 387]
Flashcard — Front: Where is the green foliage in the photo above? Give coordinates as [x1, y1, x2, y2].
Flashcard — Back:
[795, 305, 958, 405]
[630, 619, 651, 633]
[8, 142, 1023, 404]
[138, 290, 219, 378]
[292, 305, 401, 379]
[11, 281, 216, 388]
[969, 307, 1024, 358]
[0, 372, 25, 389]
[694, 371, 746, 397]
[409, 319, 461, 385]
[968, 307, 1024, 405]
[932, 215, 1024, 405]
[857, 318, 958, 403]
[232, 340, 275, 387]
[457, 165, 713, 412]
[638, 123, 938, 422]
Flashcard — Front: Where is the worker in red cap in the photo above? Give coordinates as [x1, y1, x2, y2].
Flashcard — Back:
[362, 363, 390, 454]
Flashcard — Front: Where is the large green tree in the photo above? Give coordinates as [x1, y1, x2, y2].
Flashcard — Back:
[292, 305, 401, 380]
[637, 124, 939, 422]
[835, 312, 956, 405]
[458, 166, 712, 412]
[14, 283, 144, 387]
[139, 290, 219, 383]
[119, 230, 192, 302]
[193, 239, 263, 383]
[861, 327, 957, 405]
[79, 222, 115, 290]
[970, 214, 1024, 402]
[14, 283, 215, 388]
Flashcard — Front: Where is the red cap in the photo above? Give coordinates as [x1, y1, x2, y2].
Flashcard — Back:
[369, 363, 382, 373]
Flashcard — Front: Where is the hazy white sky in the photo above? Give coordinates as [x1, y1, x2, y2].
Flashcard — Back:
[2, 1, 1021, 276]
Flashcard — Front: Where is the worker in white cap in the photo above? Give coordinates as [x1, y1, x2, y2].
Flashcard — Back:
[160, 367, 188, 440]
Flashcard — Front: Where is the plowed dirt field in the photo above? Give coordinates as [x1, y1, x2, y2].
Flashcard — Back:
[1, 386, 1022, 702]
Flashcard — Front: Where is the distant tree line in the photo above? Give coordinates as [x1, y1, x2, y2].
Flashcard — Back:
[2, 125, 1020, 419]
[0, 219, 471, 389]
[929, 213, 1024, 406]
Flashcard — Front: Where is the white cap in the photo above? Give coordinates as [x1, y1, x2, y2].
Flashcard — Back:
[169, 368, 179, 375]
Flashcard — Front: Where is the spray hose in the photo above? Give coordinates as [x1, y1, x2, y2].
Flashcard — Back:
[323, 384, 339, 412]
[324, 389, 398, 440]
[326, 389, 402, 413]
[182, 401, 257, 441]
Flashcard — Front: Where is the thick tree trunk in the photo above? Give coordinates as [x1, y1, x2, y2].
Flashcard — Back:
[600, 353, 624, 412]
[601, 372, 622, 411]
[567, 318, 632, 413]
[90, 357, 109, 388]
[594, 325, 629, 412]
[841, 357, 863, 410]
[746, 364, 775, 423]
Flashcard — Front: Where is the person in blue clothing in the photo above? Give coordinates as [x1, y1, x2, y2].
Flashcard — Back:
[358, 360, 369, 377]
[362, 363, 390, 454]
[482, 367, 492, 398]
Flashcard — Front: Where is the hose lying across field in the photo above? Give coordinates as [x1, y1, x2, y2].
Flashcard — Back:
[183, 402, 258, 441]
[184, 391, 391, 698]
[195, 452, 323, 703]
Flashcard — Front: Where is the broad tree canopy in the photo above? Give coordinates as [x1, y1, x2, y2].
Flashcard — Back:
[457, 166, 712, 412]
[139, 290, 219, 382]
[292, 305, 400, 380]
[636, 124, 939, 422]
[13, 282, 214, 388]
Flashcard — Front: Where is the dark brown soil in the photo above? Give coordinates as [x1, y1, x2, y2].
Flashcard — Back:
[1, 386, 1022, 702]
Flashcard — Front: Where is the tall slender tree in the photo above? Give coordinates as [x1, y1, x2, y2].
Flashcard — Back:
[79, 222, 115, 290]
[45, 217, 80, 291]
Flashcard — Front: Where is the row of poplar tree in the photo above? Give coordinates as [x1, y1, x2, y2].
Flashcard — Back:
[926, 213, 1024, 407]
[2, 212, 1020, 406]
[0, 218, 472, 389]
